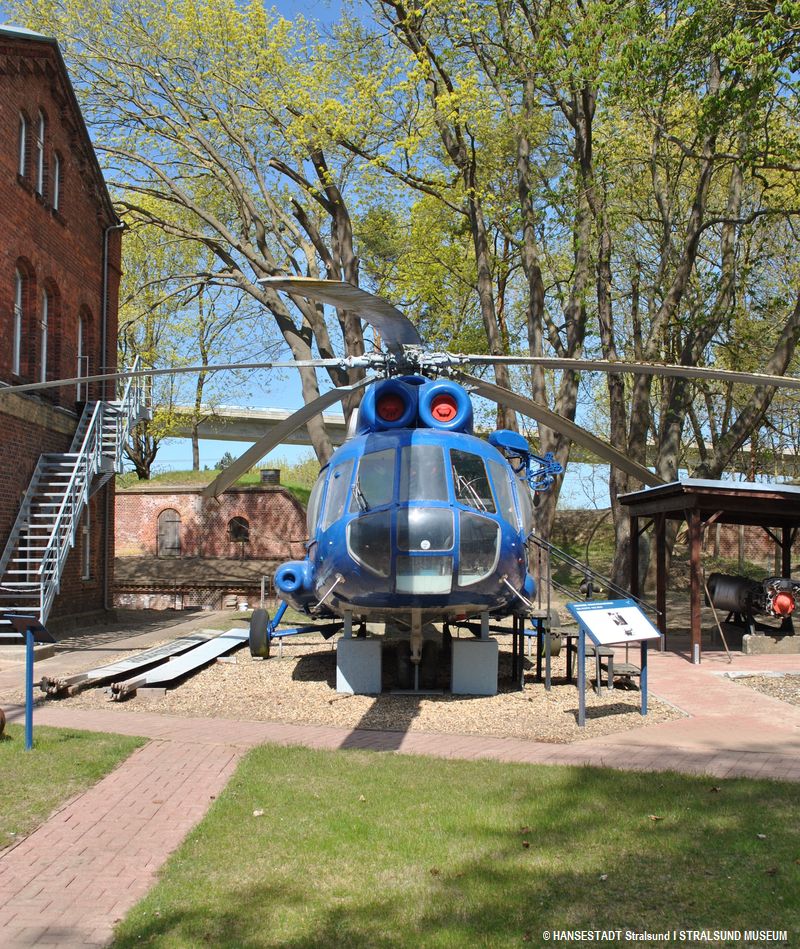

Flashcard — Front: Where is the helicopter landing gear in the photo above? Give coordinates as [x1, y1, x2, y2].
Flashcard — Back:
[410, 610, 424, 690]
[396, 640, 412, 690]
[249, 608, 270, 658]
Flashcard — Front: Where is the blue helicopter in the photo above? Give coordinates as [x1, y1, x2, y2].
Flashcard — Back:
[200, 278, 660, 689]
[5, 277, 797, 690]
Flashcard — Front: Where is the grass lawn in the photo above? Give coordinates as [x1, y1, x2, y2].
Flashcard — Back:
[0, 724, 146, 849]
[113, 746, 799, 948]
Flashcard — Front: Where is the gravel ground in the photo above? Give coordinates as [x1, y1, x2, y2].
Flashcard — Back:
[730, 673, 800, 707]
[39, 631, 684, 744]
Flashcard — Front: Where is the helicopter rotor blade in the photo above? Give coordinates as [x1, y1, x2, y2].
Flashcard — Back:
[259, 277, 422, 354]
[462, 356, 800, 391]
[0, 359, 344, 398]
[458, 373, 664, 488]
[202, 377, 373, 499]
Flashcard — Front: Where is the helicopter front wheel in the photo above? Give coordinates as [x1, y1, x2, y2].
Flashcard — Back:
[249, 608, 271, 658]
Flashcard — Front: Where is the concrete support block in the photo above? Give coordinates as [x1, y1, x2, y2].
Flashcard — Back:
[742, 633, 800, 655]
[0, 644, 55, 663]
[451, 638, 499, 696]
[336, 638, 382, 694]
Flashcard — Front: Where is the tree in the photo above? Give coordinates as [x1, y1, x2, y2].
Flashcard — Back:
[11, 0, 395, 463]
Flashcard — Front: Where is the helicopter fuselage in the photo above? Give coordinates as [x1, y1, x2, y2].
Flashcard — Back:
[273, 376, 538, 624]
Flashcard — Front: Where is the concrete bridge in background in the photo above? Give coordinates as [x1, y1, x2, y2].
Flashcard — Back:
[168, 405, 800, 476]
[169, 405, 348, 446]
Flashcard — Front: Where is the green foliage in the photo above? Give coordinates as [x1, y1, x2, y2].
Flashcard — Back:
[111, 745, 800, 947]
[0, 726, 145, 849]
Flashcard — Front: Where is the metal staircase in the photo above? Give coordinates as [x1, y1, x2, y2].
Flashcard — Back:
[0, 360, 148, 630]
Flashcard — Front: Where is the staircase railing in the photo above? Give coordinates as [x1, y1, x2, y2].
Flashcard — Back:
[38, 402, 105, 621]
[0, 463, 47, 580]
[1, 358, 148, 625]
[113, 355, 147, 472]
[528, 531, 658, 616]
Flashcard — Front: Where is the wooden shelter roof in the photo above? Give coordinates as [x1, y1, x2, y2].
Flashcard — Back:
[618, 479, 800, 528]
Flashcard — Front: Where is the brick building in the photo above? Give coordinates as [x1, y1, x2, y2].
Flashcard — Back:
[114, 485, 308, 610]
[0, 25, 122, 626]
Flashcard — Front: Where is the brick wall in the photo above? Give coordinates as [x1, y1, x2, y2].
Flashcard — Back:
[0, 33, 120, 405]
[115, 486, 308, 562]
[0, 30, 120, 622]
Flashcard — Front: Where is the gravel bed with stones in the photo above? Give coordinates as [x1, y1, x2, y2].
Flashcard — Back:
[730, 673, 800, 707]
[53, 632, 684, 744]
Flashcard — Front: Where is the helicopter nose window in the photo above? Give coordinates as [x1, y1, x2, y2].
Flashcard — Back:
[396, 556, 453, 594]
[399, 445, 448, 501]
[451, 450, 496, 513]
[397, 508, 454, 551]
[347, 511, 391, 577]
[488, 459, 519, 528]
[321, 459, 354, 530]
[306, 474, 326, 534]
[349, 448, 396, 512]
[458, 512, 500, 586]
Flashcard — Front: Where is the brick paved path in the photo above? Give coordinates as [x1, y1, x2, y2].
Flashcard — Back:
[1, 645, 799, 947]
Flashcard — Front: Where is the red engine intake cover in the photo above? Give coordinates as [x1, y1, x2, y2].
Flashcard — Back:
[376, 393, 405, 422]
[430, 394, 457, 423]
[772, 592, 795, 616]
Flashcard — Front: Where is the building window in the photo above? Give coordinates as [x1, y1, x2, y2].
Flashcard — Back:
[157, 509, 181, 558]
[76, 314, 84, 400]
[81, 505, 91, 580]
[13, 270, 24, 376]
[39, 288, 49, 383]
[52, 152, 61, 210]
[228, 516, 250, 543]
[18, 113, 27, 177]
[36, 110, 45, 196]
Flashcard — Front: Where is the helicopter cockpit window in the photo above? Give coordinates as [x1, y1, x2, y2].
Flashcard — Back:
[516, 479, 534, 536]
[307, 474, 325, 535]
[458, 512, 500, 586]
[451, 450, 496, 513]
[488, 459, 518, 528]
[399, 445, 448, 502]
[397, 508, 454, 551]
[396, 555, 453, 594]
[350, 448, 395, 512]
[347, 511, 391, 577]
[321, 459, 354, 531]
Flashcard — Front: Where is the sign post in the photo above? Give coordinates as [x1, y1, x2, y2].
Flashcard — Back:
[3, 614, 56, 750]
[566, 599, 662, 727]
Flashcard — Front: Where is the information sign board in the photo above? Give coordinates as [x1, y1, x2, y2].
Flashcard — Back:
[566, 599, 661, 646]
[566, 599, 661, 727]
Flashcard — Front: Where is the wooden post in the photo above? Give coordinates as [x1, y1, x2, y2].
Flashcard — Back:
[630, 515, 640, 598]
[782, 526, 792, 578]
[689, 510, 702, 663]
[656, 515, 667, 640]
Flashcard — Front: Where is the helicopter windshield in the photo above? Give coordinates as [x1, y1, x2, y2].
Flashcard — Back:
[399, 445, 448, 501]
[488, 459, 519, 528]
[350, 448, 395, 512]
[321, 459, 354, 530]
[451, 450, 496, 513]
[458, 512, 500, 585]
[307, 473, 325, 535]
[347, 512, 392, 577]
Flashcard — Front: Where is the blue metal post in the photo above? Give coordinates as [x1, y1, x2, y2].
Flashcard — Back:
[269, 600, 289, 639]
[578, 626, 586, 727]
[640, 640, 648, 716]
[25, 628, 34, 750]
[544, 617, 551, 692]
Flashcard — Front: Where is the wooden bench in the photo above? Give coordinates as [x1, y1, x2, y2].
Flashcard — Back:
[584, 643, 615, 693]
[599, 658, 641, 689]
